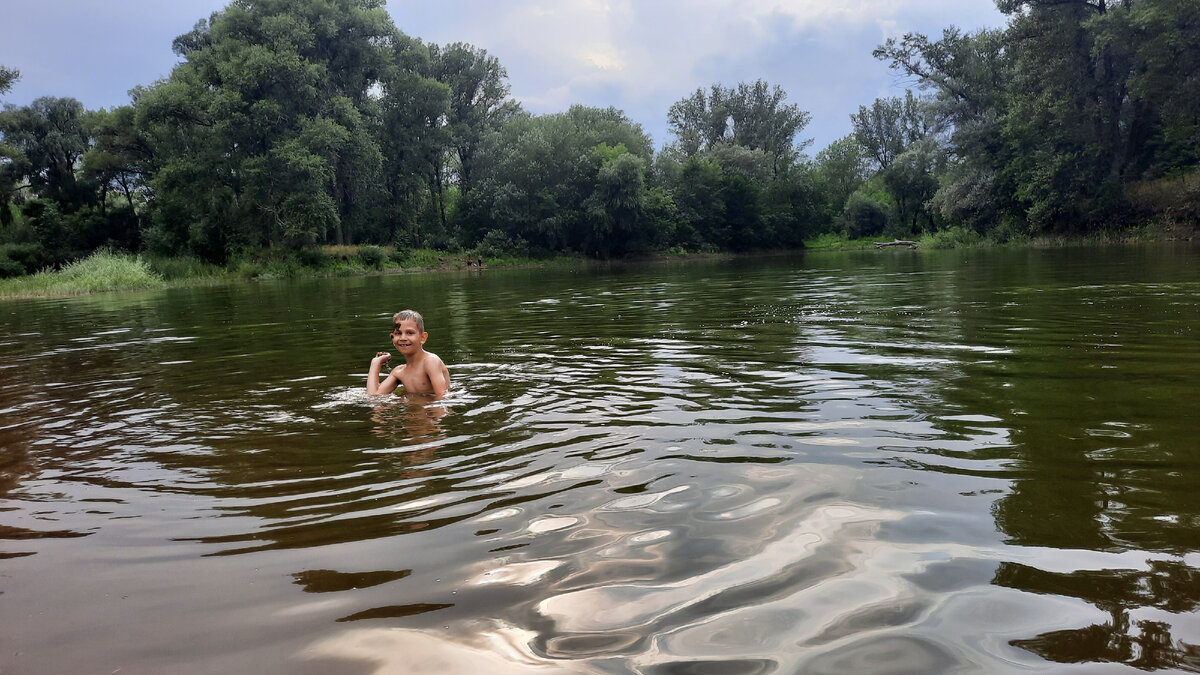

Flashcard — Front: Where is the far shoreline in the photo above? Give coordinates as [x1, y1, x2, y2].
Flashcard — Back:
[1, 224, 1196, 301]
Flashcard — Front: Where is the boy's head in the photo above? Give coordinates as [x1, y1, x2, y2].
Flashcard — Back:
[393, 309, 425, 334]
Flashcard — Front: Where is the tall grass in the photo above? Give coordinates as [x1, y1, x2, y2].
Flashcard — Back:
[0, 250, 164, 298]
[144, 255, 225, 281]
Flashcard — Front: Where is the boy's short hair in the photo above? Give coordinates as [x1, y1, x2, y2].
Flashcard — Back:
[393, 309, 425, 333]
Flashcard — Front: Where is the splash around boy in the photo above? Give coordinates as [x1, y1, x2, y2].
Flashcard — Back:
[366, 309, 450, 396]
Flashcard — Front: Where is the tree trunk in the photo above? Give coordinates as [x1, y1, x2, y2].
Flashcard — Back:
[875, 239, 919, 249]
[433, 165, 446, 233]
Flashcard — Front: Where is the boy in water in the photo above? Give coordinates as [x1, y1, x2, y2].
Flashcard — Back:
[366, 309, 450, 396]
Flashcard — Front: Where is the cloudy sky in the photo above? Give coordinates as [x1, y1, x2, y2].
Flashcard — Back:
[0, 0, 1008, 152]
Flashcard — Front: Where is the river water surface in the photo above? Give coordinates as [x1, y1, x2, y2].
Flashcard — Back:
[2, 246, 1199, 673]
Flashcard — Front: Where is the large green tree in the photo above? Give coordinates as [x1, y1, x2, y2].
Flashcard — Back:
[880, 2, 1198, 233]
[0, 97, 142, 258]
[850, 90, 935, 172]
[428, 42, 521, 196]
[136, 0, 398, 257]
[875, 27, 1015, 231]
[814, 134, 870, 223]
[459, 105, 654, 256]
[377, 37, 451, 248]
[82, 105, 151, 218]
[663, 81, 814, 249]
[0, 97, 93, 210]
[1091, 0, 1200, 177]
[666, 79, 811, 177]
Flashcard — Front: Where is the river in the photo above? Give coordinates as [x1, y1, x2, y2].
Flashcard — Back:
[2, 245, 1198, 673]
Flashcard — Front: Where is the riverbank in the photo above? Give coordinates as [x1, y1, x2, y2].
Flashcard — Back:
[0, 245, 599, 299]
[2, 222, 1195, 300]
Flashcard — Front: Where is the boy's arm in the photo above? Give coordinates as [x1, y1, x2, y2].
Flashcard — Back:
[367, 352, 399, 395]
[427, 356, 450, 396]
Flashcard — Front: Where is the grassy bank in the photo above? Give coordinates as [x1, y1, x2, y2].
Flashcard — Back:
[803, 218, 1197, 252]
[0, 246, 580, 299]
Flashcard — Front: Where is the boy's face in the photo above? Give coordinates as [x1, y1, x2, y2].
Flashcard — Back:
[391, 318, 427, 354]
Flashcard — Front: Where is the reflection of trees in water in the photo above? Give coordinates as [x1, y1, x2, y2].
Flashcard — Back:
[833, 254, 1200, 670]
[0, 428, 33, 498]
[134, 398, 460, 556]
[996, 560, 1200, 671]
[982, 317, 1200, 668]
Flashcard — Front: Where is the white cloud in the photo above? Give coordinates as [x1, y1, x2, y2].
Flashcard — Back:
[402, 0, 1005, 147]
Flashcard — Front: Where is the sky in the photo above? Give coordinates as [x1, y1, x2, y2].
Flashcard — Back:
[0, 0, 1009, 153]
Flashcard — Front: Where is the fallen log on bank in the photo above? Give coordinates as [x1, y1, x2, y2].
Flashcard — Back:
[874, 239, 919, 249]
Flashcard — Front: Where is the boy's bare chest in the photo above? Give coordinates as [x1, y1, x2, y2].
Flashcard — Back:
[396, 364, 431, 392]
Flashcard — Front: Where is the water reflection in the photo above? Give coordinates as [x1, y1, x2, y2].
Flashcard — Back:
[999, 560, 1200, 671]
[370, 395, 449, 448]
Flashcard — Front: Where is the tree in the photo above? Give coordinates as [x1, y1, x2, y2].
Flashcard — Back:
[998, 0, 1134, 227]
[0, 65, 18, 96]
[428, 42, 521, 196]
[378, 37, 451, 248]
[666, 85, 733, 156]
[459, 105, 653, 255]
[666, 80, 811, 177]
[850, 90, 935, 171]
[0, 97, 146, 257]
[672, 156, 728, 248]
[82, 105, 151, 216]
[135, 0, 402, 256]
[725, 79, 812, 176]
[814, 135, 870, 223]
[584, 144, 647, 257]
[874, 28, 1017, 231]
[662, 81, 814, 250]
[880, 137, 943, 234]
[1092, 0, 1200, 177]
[0, 97, 93, 210]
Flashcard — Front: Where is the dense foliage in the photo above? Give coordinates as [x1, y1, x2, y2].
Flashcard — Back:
[1, 0, 1197, 276]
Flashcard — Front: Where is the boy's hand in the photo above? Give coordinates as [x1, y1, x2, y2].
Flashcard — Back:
[367, 352, 393, 395]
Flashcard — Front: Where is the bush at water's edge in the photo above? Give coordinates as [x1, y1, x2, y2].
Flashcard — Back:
[0, 250, 164, 298]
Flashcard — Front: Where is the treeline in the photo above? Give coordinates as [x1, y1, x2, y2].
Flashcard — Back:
[1, 0, 1197, 277]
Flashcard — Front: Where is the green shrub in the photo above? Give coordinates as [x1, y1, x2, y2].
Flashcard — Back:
[0, 243, 49, 278]
[357, 245, 385, 269]
[397, 248, 445, 268]
[921, 226, 984, 249]
[477, 229, 529, 259]
[145, 255, 224, 281]
[0, 255, 24, 278]
[233, 260, 263, 278]
[298, 247, 331, 268]
[0, 250, 163, 296]
[841, 192, 889, 239]
[261, 257, 299, 278]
